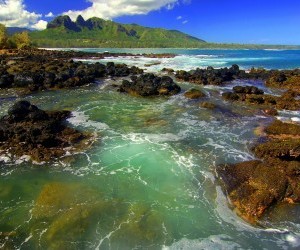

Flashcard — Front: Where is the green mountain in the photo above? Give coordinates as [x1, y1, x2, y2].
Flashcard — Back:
[7, 27, 31, 36]
[29, 15, 206, 48]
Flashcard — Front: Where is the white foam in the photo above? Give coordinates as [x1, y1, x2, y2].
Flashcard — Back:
[291, 117, 300, 122]
[122, 132, 182, 144]
[164, 235, 242, 249]
[0, 155, 11, 163]
[67, 111, 109, 131]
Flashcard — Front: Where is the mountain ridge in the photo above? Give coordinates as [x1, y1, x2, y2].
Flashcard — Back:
[29, 15, 206, 48]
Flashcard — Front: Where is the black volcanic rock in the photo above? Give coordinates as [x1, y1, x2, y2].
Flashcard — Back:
[119, 73, 181, 97]
[176, 65, 244, 85]
[0, 101, 90, 162]
[0, 50, 144, 92]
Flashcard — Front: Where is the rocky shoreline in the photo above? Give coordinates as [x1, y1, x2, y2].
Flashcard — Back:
[0, 100, 93, 163]
[217, 120, 300, 223]
[0, 48, 300, 225]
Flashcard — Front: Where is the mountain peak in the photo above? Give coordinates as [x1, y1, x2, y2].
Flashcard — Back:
[47, 15, 81, 32]
[76, 15, 86, 27]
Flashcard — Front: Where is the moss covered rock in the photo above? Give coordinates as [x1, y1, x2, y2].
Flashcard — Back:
[184, 88, 206, 99]
[217, 120, 300, 223]
[217, 159, 300, 222]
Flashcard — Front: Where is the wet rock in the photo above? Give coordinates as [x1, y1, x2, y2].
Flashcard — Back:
[232, 86, 264, 95]
[161, 68, 175, 74]
[0, 101, 90, 163]
[266, 69, 300, 93]
[254, 139, 300, 161]
[222, 86, 300, 111]
[263, 108, 278, 116]
[265, 120, 300, 136]
[0, 49, 144, 92]
[184, 88, 206, 99]
[176, 65, 243, 85]
[0, 74, 14, 88]
[222, 92, 240, 101]
[217, 159, 300, 222]
[200, 101, 217, 109]
[119, 73, 181, 97]
[217, 120, 300, 223]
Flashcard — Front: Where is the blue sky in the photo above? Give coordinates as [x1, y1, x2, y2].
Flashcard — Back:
[0, 0, 299, 45]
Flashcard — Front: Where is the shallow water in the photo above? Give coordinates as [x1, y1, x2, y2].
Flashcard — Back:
[1, 49, 300, 249]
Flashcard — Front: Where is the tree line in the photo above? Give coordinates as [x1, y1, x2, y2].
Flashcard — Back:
[0, 24, 31, 49]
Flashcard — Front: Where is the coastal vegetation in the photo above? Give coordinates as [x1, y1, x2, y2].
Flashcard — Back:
[0, 23, 31, 49]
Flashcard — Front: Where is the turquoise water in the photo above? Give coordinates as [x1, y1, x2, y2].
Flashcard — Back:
[1, 49, 300, 249]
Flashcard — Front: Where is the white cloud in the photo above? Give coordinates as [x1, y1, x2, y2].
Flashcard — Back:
[31, 20, 47, 30]
[182, 20, 188, 24]
[64, 0, 188, 20]
[176, 16, 182, 20]
[0, 0, 47, 29]
[45, 12, 54, 18]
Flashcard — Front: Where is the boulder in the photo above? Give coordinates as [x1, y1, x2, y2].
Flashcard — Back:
[233, 86, 264, 95]
[0, 101, 90, 163]
[217, 159, 300, 222]
[217, 120, 300, 223]
[119, 73, 181, 97]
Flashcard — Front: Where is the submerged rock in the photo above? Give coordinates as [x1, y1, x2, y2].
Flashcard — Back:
[119, 73, 181, 97]
[0, 101, 91, 163]
[110, 203, 171, 248]
[184, 88, 206, 99]
[199, 101, 217, 109]
[30, 182, 171, 249]
[31, 182, 120, 249]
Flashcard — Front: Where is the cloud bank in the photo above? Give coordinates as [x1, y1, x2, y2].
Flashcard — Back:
[64, 0, 187, 20]
[0, 0, 46, 28]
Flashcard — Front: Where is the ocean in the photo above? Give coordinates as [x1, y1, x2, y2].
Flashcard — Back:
[53, 48, 300, 71]
[0, 49, 300, 249]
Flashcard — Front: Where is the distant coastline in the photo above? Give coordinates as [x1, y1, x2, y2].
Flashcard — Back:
[38, 44, 300, 50]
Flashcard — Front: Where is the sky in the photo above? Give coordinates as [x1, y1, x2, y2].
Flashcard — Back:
[0, 0, 299, 45]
